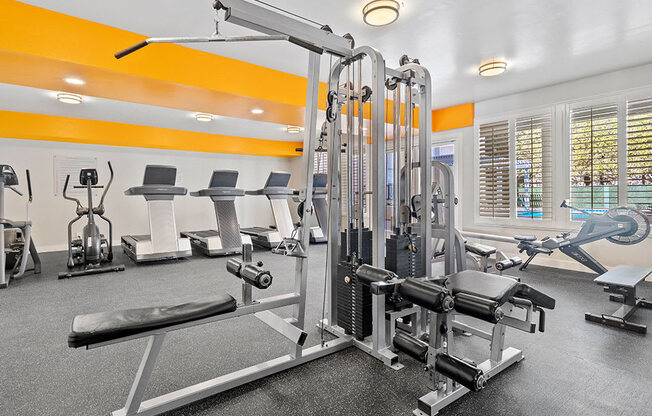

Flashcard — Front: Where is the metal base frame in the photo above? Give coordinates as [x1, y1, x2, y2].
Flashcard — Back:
[414, 347, 524, 416]
[121, 236, 192, 263]
[585, 297, 650, 334]
[111, 334, 351, 416]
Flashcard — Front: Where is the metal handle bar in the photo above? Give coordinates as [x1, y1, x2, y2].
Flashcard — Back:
[98, 161, 114, 208]
[62, 174, 84, 209]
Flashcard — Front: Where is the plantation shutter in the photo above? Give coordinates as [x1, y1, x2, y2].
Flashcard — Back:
[515, 114, 552, 219]
[478, 121, 510, 218]
[569, 104, 619, 217]
[626, 97, 652, 220]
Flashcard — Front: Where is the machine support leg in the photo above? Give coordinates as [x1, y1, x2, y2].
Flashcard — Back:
[123, 333, 166, 415]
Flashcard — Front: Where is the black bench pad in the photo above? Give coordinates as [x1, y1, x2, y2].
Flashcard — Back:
[68, 294, 237, 348]
[465, 242, 496, 256]
[594, 265, 652, 288]
[448, 270, 556, 310]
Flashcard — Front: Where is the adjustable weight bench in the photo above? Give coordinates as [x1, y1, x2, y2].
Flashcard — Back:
[68, 244, 351, 416]
[585, 265, 652, 334]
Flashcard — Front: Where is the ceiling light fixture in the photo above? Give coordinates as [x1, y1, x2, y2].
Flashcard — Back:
[251, 108, 264, 114]
[63, 77, 85, 85]
[363, 0, 400, 27]
[479, 61, 507, 77]
[286, 126, 302, 134]
[56, 92, 83, 104]
[195, 113, 214, 122]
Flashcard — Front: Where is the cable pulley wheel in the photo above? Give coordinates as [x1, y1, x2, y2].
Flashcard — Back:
[605, 207, 650, 245]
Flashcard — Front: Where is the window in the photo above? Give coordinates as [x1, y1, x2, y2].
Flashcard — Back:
[478, 121, 510, 218]
[515, 114, 552, 219]
[627, 97, 652, 220]
[569, 104, 619, 220]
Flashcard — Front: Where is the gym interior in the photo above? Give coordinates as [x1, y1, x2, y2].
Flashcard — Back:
[1, 1, 651, 415]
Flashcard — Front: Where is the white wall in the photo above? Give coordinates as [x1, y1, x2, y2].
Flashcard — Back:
[0, 138, 294, 252]
[463, 63, 652, 272]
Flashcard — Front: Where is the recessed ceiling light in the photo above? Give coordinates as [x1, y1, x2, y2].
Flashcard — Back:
[286, 126, 302, 134]
[479, 61, 507, 77]
[251, 108, 264, 114]
[63, 77, 85, 86]
[363, 0, 400, 27]
[56, 92, 83, 104]
[195, 113, 214, 122]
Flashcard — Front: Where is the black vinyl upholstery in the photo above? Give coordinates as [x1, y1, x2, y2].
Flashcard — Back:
[447, 270, 556, 310]
[68, 294, 237, 348]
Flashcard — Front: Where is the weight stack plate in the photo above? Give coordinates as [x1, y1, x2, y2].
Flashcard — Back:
[340, 228, 373, 264]
[336, 261, 373, 340]
[385, 233, 422, 309]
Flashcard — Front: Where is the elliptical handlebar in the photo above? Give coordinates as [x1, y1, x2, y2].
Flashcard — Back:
[98, 161, 113, 208]
[62, 174, 84, 210]
[26, 169, 32, 203]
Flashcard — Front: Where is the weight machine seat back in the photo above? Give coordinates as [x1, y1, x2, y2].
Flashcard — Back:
[68, 294, 237, 348]
[0, 165, 18, 186]
[465, 242, 497, 257]
[448, 270, 556, 310]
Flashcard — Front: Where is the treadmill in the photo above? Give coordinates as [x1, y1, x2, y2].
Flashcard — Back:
[181, 170, 252, 256]
[293, 173, 328, 243]
[240, 171, 295, 249]
[121, 165, 192, 263]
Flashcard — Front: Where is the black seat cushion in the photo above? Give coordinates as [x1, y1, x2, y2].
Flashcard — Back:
[448, 270, 555, 310]
[68, 294, 237, 348]
[514, 235, 537, 242]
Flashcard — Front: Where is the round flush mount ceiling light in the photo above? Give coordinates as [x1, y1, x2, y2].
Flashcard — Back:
[56, 92, 83, 104]
[479, 61, 507, 77]
[195, 113, 214, 122]
[251, 108, 264, 114]
[363, 0, 400, 27]
[63, 77, 85, 85]
[286, 126, 302, 134]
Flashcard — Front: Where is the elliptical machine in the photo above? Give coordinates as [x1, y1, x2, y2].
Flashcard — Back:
[1, 165, 41, 288]
[59, 162, 125, 279]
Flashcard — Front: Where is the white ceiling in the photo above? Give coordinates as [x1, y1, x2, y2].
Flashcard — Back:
[18, 0, 652, 109]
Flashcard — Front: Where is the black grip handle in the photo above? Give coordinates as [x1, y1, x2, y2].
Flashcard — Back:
[26, 169, 33, 202]
[288, 36, 323, 55]
[535, 306, 546, 332]
[115, 40, 149, 59]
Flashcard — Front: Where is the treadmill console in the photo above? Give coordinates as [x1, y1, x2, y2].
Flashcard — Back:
[143, 165, 177, 186]
[0, 165, 18, 186]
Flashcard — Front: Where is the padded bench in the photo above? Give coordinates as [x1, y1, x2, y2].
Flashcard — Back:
[585, 265, 652, 334]
[68, 294, 237, 348]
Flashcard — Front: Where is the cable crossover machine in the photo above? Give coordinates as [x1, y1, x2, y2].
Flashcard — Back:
[66, 1, 557, 415]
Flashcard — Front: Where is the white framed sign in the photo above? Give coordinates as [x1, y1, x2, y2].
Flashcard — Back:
[53, 156, 98, 197]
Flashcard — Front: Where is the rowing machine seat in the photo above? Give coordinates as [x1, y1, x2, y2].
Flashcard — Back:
[514, 235, 537, 242]
[448, 270, 556, 310]
[68, 294, 237, 348]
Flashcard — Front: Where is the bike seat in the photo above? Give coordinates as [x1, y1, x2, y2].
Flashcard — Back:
[514, 235, 537, 242]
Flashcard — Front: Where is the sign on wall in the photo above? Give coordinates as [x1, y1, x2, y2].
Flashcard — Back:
[53, 155, 98, 197]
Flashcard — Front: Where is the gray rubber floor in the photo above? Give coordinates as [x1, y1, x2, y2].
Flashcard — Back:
[1, 245, 651, 416]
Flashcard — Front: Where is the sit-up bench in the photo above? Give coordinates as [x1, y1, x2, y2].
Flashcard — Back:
[585, 265, 652, 334]
[67, 244, 350, 416]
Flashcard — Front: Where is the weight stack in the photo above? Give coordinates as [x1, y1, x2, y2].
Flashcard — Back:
[340, 228, 373, 264]
[385, 233, 422, 310]
[385, 233, 422, 279]
[336, 261, 373, 340]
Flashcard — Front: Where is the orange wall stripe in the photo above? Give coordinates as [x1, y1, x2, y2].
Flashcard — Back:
[0, 111, 301, 157]
[0, 0, 321, 110]
[0, 50, 307, 127]
[432, 103, 474, 132]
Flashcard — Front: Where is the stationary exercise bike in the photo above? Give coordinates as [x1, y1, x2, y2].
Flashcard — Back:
[515, 200, 650, 274]
[59, 162, 125, 279]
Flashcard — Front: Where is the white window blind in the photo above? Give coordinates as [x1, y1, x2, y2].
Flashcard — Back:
[569, 104, 619, 218]
[478, 121, 510, 218]
[515, 114, 552, 219]
[626, 97, 652, 220]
